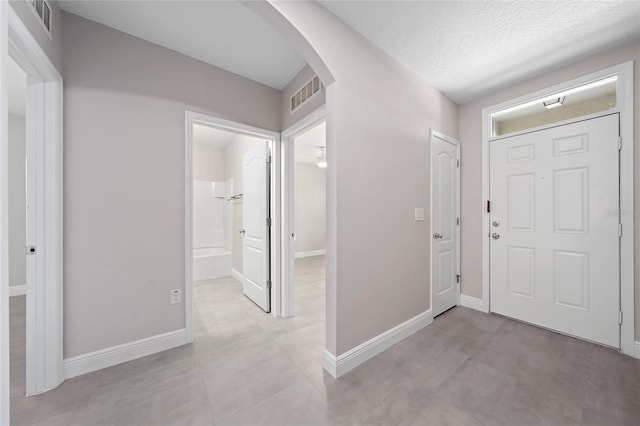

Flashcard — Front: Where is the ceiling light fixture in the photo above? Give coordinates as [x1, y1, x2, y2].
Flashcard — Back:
[543, 96, 565, 109]
[317, 147, 327, 169]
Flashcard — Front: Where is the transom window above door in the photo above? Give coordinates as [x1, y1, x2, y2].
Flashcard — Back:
[491, 76, 617, 137]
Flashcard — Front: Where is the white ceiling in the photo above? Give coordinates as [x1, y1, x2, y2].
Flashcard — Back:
[295, 122, 326, 165]
[320, 1, 640, 103]
[58, 0, 306, 90]
[58, 1, 639, 104]
[193, 124, 237, 149]
[8, 56, 26, 116]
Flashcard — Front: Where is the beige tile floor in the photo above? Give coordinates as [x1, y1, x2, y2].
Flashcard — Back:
[9, 255, 640, 425]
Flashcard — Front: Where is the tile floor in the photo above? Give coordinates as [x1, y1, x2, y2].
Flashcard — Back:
[9, 255, 640, 425]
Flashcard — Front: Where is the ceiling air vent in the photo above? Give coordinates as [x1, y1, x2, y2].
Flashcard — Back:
[29, 0, 53, 39]
[290, 76, 321, 114]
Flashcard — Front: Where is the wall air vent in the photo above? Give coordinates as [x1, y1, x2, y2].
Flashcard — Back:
[29, 0, 53, 39]
[290, 76, 322, 114]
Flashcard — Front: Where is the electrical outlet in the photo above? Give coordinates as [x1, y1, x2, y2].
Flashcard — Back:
[170, 289, 182, 305]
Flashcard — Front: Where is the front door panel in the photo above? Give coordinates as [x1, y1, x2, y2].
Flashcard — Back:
[490, 114, 620, 347]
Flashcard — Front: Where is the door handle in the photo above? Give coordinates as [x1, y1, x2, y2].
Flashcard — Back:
[433, 233, 443, 239]
[492, 233, 500, 240]
[239, 229, 245, 235]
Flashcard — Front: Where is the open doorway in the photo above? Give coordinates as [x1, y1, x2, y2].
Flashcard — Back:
[281, 107, 327, 321]
[184, 111, 280, 343]
[291, 121, 327, 320]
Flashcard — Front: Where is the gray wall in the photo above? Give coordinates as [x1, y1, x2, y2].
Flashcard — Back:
[294, 163, 326, 255]
[8, 114, 26, 289]
[261, 2, 459, 355]
[9, 0, 62, 73]
[281, 64, 326, 130]
[458, 40, 640, 340]
[61, 12, 281, 358]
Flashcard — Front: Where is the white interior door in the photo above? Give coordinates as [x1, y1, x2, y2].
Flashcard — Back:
[242, 143, 271, 312]
[490, 114, 620, 347]
[431, 134, 459, 317]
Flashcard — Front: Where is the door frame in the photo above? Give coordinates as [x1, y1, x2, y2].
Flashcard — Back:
[429, 130, 461, 316]
[280, 106, 326, 318]
[480, 61, 634, 356]
[184, 111, 281, 342]
[2, 4, 64, 404]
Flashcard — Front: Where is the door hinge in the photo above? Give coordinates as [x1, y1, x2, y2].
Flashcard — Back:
[266, 155, 272, 164]
[618, 223, 622, 237]
[457, 217, 460, 226]
[456, 159, 460, 168]
[618, 137, 622, 151]
[26, 246, 36, 255]
[619, 311, 623, 325]
[486, 200, 491, 213]
[267, 280, 272, 291]
[456, 274, 461, 284]
[267, 217, 272, 227]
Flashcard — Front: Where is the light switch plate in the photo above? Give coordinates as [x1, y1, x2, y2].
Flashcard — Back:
[414, 208, 425, 221]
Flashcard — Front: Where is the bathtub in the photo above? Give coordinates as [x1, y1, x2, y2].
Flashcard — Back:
[193, 247, 232, 281]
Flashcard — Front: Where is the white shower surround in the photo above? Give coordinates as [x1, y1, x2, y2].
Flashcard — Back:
[192, 179, 233, 280]
[193, 247, 232, 281]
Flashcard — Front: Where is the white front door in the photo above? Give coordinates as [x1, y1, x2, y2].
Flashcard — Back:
[431, 134, 460, 317]
[242, 143, 271, 312]
[490, 114, 620, 347]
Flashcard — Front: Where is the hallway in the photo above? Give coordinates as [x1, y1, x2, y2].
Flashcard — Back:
[8, 255, 639, 425]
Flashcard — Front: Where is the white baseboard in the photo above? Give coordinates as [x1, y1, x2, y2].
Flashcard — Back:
[634, 341, 640, 359]
[460, 294, 489, 313]
[295, 250, 326, 259]
[231, 268, 243, 283]
[64, 329, 189, 379]
[9, 285, 26, 297]
[323, 309, 433, 378]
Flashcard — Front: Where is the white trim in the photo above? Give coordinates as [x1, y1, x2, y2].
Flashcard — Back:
[7, 5, 64, 397]
[8, 285, 26, 297]
[617, 62, 634, 357]
[231, 268, 243, 283]
[323, 309, 433, 378]
[460, 294, 488, 313]
[481, 61, 634, 355]
[280, 106, 326, 318]
[185, 111, 281, 341]
[1, 4, 9, 423]
[634, 341, 640, 359]
[294, 249, 325, 259]
[63, 329, 189, 379]
[429, 130, 460, 317]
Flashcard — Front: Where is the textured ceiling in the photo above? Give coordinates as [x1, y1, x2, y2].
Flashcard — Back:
[320, 1, 640, 103]
[58, 1, 639, 103]
[58, 0, 306, 89]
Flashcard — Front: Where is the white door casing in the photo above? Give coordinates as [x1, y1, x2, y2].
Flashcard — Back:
[490, 114, 620, 348]
[280, 106, 326, 318]
[242, 143, 271, 312]
[5, 5, 64, 399]
[431, 131, 460, 317]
